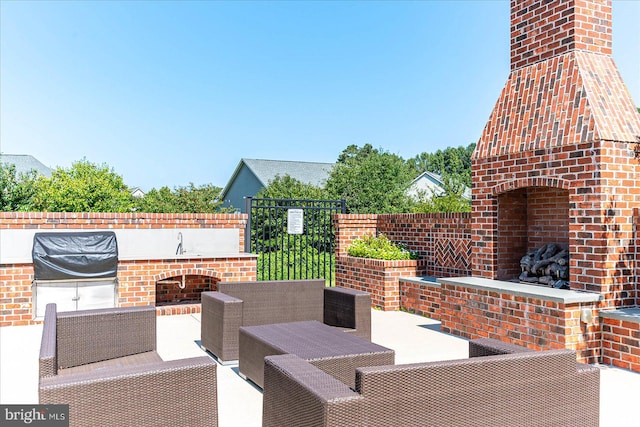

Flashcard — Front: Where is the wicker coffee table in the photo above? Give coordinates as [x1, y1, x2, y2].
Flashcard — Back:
[238, 320, 394, 389]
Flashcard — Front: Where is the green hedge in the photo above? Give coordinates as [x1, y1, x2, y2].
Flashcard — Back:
[347, 234, 417, 260]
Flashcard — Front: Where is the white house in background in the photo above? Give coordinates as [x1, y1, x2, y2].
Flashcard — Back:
[407, 171, 471, 201]
[130, 187, 146, 198]
[220, 158, 334, 212]
[0, 154, 52, 177]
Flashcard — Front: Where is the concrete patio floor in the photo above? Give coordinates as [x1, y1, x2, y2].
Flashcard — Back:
[2, 309, 639, 426]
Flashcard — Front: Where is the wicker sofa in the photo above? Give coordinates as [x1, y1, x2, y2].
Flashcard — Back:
[39, 304, 218, 427]
[262, 338, 600, 427]
[201, 279, 371, 363]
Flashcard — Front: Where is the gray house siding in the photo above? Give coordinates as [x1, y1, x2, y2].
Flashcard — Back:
[222, 165, 264, 213]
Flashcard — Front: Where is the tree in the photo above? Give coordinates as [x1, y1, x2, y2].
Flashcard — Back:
[134, 186, 177, 213]
[0, 162, 39, 211]
[135, 183, 228, 213]
[30, 159, 134, 212]
[175, 183, 226, 213]
[325, 144, 414, 214]
[407, 143, 475, 187]
[255, 175, 328, 200]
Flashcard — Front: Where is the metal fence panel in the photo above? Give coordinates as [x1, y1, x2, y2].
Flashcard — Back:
[245, 197, 346, 285]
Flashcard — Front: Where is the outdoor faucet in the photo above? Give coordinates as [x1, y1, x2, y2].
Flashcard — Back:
[176, 232, 184, 255]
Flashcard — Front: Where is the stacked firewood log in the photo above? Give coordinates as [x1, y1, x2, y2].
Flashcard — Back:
[519, 243, 569, 289]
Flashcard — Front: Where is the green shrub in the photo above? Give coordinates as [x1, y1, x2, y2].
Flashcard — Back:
[257, 237, 335, 284]
[347, 234, 418, 260]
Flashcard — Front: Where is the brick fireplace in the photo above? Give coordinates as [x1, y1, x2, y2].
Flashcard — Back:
[472, 0, 640, 309]
[334, 0, 640, 369]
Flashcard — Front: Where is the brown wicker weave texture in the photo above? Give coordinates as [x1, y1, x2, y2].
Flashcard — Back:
[263, 354, 365, 427]
[239, 320, 394, 389]
[56, 305, 157, 369]
[324, 286, 371, 340]
[38, 303, 219, 427]
[201, 279, 372, 362]
[262, 338, 600, 427]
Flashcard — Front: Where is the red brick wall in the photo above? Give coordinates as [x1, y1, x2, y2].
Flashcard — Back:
[334, 213, 472, 278]
[0, 263, 33, 326]
[333, 215, 378, 257]
[496, 189, 529, 280]
[600, 314, 640, 372]
[399, 278, 441, 319]
[0, 212, 256, 326]
[635, 211, 640, 306]
[527, 187, 570, 248]
[336, 256, 419, 311]
[510, 0, 612, 70]
[0, 211, 249, 234]
[439, 282, 601, 363]
[376, 213, 472, 278]
[333, 213, 470, 313]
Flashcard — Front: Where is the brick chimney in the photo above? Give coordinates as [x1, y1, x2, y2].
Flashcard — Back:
[510, 0, 612, 70]
[472, 0, 640, 308]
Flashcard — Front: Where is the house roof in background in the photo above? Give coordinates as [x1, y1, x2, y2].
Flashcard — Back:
[408, 171, 472, 200]
[244, 158, 334, 186]
[220, 158, 334, 199]
[411, 171, 444, 187]
[0, 154, 52, 177]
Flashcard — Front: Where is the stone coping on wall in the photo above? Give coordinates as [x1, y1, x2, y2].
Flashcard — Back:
[121, 252, 258, 262]
[437, 277, 602, 304]
[399, 276, 440, 287]
[599, 307, 640, 321]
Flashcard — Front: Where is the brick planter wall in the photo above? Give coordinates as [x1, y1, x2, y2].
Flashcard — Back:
[0, 212, 256, 326]
[334, 215, 378, 257]
[376, 213, 472, 278]
[336, 256, 419, 311]
[334, 213, 472, 278]
[333, 213, 471, 312]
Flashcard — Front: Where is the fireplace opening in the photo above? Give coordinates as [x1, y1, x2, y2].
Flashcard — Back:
[519, 243, 570, 289]
[496, 186, 570, 287]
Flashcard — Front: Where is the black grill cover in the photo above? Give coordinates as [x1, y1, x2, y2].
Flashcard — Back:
[32, 232, 118, 280]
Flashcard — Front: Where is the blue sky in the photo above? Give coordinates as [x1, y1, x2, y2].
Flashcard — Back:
[1, 0, 639, 191]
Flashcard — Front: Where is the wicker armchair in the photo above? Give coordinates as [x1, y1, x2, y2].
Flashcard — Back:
[201, 279, 371, 363]
[262, 338, 600, 427]
[39, 304, 218, 427]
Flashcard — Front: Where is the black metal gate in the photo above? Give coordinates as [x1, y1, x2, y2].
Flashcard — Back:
[245, 197, 346, 285]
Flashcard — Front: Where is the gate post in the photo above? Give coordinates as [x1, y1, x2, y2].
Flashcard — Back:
[244, 196, 253, 253]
